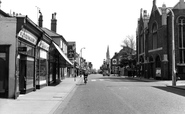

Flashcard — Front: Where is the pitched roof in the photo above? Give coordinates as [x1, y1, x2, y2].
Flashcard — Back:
[42, 27, 68, 44]
[0, 9, 10, 17]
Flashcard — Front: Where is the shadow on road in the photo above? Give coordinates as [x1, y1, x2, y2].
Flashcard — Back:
[153, 86, 185, 97]
[97, 76, 147, 82]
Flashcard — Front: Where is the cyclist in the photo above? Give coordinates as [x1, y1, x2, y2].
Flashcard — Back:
[83, 70, 89, 84]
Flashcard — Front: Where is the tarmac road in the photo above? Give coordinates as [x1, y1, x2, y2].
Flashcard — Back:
[54, 74, 185, 114]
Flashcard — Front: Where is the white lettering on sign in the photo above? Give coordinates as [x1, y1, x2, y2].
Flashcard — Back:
[18, 28, 37, 45]
[38, 40, 49, 51]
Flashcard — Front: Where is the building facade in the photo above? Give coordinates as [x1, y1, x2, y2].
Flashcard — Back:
[137, 0, 185, 80]
[0, 9, 73, 99]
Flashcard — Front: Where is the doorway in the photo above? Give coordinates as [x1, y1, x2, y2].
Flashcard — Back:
[0, 45, 9, 98]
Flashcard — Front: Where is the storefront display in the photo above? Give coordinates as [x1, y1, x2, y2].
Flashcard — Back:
[36, 40, 49, 89]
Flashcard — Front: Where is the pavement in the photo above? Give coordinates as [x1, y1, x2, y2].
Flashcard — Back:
[126, 76, 185, 90]
[0, 77, 83, 114]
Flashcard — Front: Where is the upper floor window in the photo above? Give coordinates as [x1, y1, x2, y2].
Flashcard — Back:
[152, 23, 158, 49]
[178, 16, 185, 63]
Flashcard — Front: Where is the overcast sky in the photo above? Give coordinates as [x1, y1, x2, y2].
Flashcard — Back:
[1, 0, 178, 69]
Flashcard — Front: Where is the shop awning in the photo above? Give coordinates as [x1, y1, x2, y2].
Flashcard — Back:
[52, 42, 73, 66]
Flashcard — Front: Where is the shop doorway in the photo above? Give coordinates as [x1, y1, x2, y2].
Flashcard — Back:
[19, 55, 26, 93]
[0, 45, 9, 98]
[19, 55, 35, 94]
[149, 56, 154, 79]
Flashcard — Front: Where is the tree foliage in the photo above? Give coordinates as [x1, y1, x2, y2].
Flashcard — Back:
[120, 35, 136, 68]
[121, 35, 136, 52]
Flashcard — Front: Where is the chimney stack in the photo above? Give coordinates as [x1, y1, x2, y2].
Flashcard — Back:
[38, 10, 43, 27]
[51, 12, 57, 32]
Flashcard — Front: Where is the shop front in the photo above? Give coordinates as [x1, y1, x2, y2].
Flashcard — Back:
[36, 40, 50, 89]
[17, 28, 39, 94]
[51, 42, 73, 82]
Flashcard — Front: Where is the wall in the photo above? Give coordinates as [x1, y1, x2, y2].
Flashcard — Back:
[0, 17, 17, 98]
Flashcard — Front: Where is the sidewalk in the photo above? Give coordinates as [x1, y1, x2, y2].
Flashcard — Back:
[0, 77, 82, 114]
[128, 76, 185, 90]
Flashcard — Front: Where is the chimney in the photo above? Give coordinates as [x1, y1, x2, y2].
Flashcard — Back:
[51, 12, 57, 32]
[162, 4, 167, 25]
[38, 10, 43, 27]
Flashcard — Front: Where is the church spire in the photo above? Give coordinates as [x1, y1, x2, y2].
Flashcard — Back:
[0, 0, 2, 9]
[106, 45, 110, 61]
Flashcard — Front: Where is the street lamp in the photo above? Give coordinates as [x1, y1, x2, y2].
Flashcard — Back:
[80, 47, 85, 75]
[165, 7, 176, 86]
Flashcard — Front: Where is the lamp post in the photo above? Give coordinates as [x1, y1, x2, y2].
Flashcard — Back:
[165, 7, 176, 86]
[80, 47, 85, 76]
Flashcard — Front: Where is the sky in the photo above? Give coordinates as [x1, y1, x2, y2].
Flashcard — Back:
[1, 0, 179, 69]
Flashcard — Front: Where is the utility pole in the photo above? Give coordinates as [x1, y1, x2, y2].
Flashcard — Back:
[165, 7, 176, 86]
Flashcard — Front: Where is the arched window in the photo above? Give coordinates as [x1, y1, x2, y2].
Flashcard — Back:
[152, 23, 158, 49]
[178, 16, 185, 63]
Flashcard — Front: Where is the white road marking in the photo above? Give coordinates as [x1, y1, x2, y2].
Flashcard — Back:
[91, 79, 96, 81]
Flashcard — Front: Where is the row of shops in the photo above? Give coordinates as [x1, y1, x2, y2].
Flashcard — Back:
[0, 10, 75, 99]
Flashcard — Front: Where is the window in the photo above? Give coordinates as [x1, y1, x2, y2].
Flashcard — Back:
[178, 16, 185, 64]
[152, 23, 158, 49]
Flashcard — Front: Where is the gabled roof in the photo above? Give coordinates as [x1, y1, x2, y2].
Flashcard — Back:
[173, 0, 185, 9]
[42, 27, 61, 37]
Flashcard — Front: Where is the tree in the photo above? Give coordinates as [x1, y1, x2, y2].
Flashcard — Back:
[121, 35, 136, 54]
[120, 35, 136, 68]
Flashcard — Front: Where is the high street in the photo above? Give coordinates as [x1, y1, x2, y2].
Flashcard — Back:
[54, 74, 185, 114]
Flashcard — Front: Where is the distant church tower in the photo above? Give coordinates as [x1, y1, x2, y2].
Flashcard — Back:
[0, 0, 2, 9]
[106, 45, 111, 73]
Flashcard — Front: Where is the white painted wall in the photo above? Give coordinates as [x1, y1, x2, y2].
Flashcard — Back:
[0, 17, 17, 98]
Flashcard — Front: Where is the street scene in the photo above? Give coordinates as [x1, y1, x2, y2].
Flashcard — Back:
[1, 0, 185, 114]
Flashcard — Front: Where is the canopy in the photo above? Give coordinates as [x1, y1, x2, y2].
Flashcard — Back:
[52, 42, 73, 66]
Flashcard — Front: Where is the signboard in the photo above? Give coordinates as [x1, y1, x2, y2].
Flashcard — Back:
[38, 40, 49, 51]
[156, 68, 161, 77]
[112, 59, 117, 65]
[18, 28, 37, 45]
[18, 47, 27, 52]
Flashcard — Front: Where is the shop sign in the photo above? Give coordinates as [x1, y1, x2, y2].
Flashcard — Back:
[156, 68, 161, 77]
[112, 59, 117, 65]
[18, 47, 27, 52]
[18, 29, 37, 45]
[38, 40, 49, 51]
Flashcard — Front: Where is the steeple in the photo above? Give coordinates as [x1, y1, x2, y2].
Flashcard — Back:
[106, 45, 110, 61]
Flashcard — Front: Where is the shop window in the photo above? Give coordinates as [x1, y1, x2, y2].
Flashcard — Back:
[26, 59, 34, 89]
[18, 41, 34, 57]
[178, 16, 185, 64]
[38, 49, 48, 85]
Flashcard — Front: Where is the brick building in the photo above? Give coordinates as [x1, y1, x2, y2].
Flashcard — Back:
[137, 0, 185, 80]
